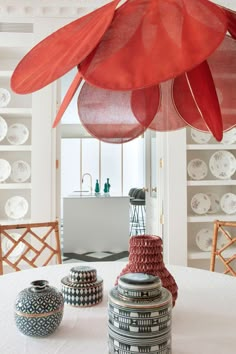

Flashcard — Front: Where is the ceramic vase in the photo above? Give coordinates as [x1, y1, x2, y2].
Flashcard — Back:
[108, 272, 172, 354]
[61, 265, 103, 307]
[14, 280, 64, 337]
[116, 235, 178, 306]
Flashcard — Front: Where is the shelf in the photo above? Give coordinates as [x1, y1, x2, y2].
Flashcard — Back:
[0, 70, 13, 77]
[188, 214, 236, 223]
[187, 144, 236, 150]
[188, 247, 236, 260]
[0, 145, 32, 151]
[0, 183, 31, 189]
[0, 108, 32, 117]
[187, 180, 236, 186]
[0, 32, 33, 48]
[0, 218, 31, 225]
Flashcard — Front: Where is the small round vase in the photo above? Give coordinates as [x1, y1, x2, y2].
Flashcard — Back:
[14, 280, 64, 337]
[116, 235, 178, 306]
[108, 272, 172, 354]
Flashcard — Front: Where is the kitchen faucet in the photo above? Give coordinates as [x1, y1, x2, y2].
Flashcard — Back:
[81, 173, 93, 193]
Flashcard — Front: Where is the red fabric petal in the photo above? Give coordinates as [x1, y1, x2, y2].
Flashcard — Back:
[226, 9, 236, 39]
[131, 82, 187, 131]
[131, 86, 160, 127]
[11, 0, 121, 94]
[185, 61, 223, 141]
[77, 82, 148, 143]
[52, 71, 82, 128]
[80, 0, 227, 90]
[219, 7, 236, 39]
[173, 36, 236, 135]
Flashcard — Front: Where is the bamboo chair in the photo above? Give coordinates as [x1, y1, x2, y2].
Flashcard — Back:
[0, 221, 62, 275]
[210, 220, 236, 276]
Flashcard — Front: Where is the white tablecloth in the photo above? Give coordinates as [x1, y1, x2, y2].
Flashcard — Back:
[0, 262, 235, 354]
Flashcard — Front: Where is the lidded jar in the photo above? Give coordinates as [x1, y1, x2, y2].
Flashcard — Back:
[61, 265, 103, 307]
[14, 280, 64, 337]
[108, 273, 172, 354]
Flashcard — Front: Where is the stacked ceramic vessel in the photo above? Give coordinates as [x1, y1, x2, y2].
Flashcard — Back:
[108, 272, 172, 354]
[61, 265, 103, 307]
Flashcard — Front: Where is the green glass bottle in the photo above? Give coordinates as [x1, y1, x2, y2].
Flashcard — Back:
[95, 179, 100, 195]
[107, 178, 111, 193]
[104, 182, 108, 194]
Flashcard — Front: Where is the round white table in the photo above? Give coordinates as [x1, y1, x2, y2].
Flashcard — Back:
[0, 262, 235, 354]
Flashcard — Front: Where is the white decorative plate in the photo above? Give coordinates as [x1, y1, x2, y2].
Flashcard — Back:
[209, 150, 236, 179]
[221, 128, 236, 145]
[0, 116, 8, 142]
[6, 123, 29, 145]
[190, 128, 211, 144]
[2, 232, 25, 260]
[0, 159, 11, 182]
[10, 160, 31, 183]
[190, 193, 211, 215]
[195, 228, 228, 252]
[220, 193, 236, 214]
[206, 192, 220, 214]
[187, 158, 208, 180]
[5, 196, 29, 219]
[0, 88, 11, 108]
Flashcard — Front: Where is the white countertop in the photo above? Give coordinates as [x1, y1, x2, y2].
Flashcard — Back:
[65, 192, 130, 198]
[0, 262, 235, 354]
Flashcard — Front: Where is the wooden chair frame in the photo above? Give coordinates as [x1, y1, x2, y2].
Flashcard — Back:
[210, 220, 236, 276]
[0, 221, 62, 275]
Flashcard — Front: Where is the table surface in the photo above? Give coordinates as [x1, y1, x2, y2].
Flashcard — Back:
[0, 262, 235, 354]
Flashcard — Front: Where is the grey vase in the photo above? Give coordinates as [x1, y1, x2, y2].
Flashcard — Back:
[14, 279, 64, 337]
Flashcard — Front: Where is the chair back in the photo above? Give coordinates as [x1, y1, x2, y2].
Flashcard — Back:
[0, 221, 62, 275]
[210, 220, 236, 276]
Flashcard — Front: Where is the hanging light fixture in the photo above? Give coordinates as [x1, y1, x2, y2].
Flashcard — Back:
[11, 0, 236, 143]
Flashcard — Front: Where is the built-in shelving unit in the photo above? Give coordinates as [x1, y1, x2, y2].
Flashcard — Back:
[0, 26, 33, 223]
[186, 127, 236, 270]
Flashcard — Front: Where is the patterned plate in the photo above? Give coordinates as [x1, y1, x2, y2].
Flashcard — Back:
[0, 88, 11, 107]
[187, 158, 208, 180]
[209, 150, 236, 179]
[6, 123, 29, 145]
[0, 158, 11, 182]
[190, 193, 211, 215]
[0, 116, 8, 142]
[190, 128, 211, 144]
[195, 228, 228, 252]
[220, 193, 236, 214]
[206, 192, 220, 214]
[2, 232, 25, 260]
[5, 196, 29, 219]
[10, 160, 31, 183]
[221, 128, 236, 145]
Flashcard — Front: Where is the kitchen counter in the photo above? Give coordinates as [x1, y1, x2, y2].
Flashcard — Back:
[63, 195, 130, 253]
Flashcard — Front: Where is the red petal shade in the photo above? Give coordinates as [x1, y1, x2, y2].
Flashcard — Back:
[80, 0, 227, 90]
[77, 82, 152, 143]
[11, 0, 121, 94]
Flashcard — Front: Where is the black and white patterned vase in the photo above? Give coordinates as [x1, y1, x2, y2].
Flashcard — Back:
[61, 265, 103, 307]
[14, 280, 64, 337]
[108, 273, 172, 354]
